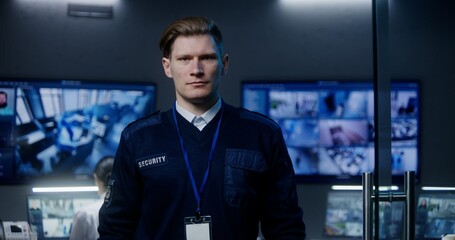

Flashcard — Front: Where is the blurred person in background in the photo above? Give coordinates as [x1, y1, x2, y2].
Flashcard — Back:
[70, 156, 114, 240]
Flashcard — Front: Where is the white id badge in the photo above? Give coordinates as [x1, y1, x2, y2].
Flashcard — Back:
[184, 215, 212, 240]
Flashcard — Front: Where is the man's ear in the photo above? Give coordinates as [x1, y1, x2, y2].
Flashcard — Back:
[162, 57, 172, 78]
[221, 54, 229, 76]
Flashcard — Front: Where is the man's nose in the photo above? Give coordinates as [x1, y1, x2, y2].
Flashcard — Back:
[191, 59, 204, 76]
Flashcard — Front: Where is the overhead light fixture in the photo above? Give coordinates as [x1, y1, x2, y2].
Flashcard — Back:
[32, 186, 98, 193]
[69, 0, 119, 4]
[332, 185, 363, 191]
[68, 4, 113, 18]
[331, 185, 399, 191]
[16, 0, 119, 5]
[421, 186, 455, 191]
[279, 0, 366, 6]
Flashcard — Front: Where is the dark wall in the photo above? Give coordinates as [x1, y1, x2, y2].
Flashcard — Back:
[1, 0, 454, 239]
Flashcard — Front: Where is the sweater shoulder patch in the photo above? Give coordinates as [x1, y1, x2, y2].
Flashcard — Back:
[122, 110, 163, 137]
[238, 107, 280, 129]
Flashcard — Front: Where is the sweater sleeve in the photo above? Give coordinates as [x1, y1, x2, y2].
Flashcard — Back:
[259, 128, 307, 239]
[98, 131, 142, 239]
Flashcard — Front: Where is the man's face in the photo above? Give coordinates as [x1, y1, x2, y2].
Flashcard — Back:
[162, 34, 229, 108]
[0, 93, 7, 105]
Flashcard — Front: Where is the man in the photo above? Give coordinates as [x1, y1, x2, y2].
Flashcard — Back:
[0, 90, 13, 116]
[98, 16, 306, 239]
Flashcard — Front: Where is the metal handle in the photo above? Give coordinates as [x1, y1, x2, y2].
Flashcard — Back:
[363, 172, 374, 240]
[362, 171, 415, 240]
[404, 171, 415, 240]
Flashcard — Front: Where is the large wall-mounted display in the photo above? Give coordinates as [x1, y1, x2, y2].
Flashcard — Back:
[0, 79, 156, 184]
[242, 80, 420, 183]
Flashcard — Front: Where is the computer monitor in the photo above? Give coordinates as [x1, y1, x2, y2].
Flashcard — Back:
[324, 191, 404, 239]
[415, 193, 455, 239]
[0, 79, 156, 184]
[241, 80, 420, 183]
[27, 192, 100, 239]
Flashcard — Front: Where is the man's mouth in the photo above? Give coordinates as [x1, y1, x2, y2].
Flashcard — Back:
[188, 81, 208, 86]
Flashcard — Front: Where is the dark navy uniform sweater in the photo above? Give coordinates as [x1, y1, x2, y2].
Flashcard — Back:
[98, 103, 306, 239]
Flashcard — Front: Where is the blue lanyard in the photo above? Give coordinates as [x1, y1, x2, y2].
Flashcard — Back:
[172, 102, 224, 218]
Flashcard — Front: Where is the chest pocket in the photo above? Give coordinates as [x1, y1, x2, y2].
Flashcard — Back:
[224, 149, 268, 208]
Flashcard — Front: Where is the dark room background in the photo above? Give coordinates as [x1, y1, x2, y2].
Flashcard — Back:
[1, 0, 454, 239]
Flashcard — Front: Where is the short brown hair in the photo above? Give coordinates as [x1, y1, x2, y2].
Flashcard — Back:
[94, 156, 114, 188]
[159, 16, 224, 58]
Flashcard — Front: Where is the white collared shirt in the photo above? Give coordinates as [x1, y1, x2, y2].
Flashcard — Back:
[175, 99, 222, 131]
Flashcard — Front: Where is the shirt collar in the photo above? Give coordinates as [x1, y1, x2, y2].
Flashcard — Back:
[175, 98, 222, 124]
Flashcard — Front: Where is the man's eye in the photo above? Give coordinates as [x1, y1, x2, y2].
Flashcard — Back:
[201, 56, 217, 61]
[178, 57, 191, 61]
